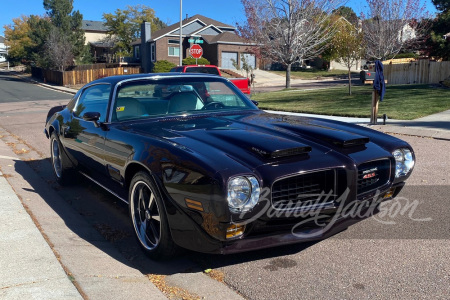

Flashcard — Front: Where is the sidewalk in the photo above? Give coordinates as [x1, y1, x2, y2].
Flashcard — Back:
[0, 151, 82, 298]
[235, 68, 338, 88]
[0, 135, 168, 300]
[265, 109, 450, 140]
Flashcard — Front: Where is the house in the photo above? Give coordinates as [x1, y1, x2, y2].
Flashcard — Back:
[81, 20, 114, 63]
[0, 36, 6, 63]
[444, 32, 450, 41]
[132, 14, 259, 72]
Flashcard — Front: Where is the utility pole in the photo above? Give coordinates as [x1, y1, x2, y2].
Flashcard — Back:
[6, 44, 9, 70]
[179, 0, 183, 66]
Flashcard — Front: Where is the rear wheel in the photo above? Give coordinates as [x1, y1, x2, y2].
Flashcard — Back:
[50, 132, 73, 185]
[129, 172, 178, 259]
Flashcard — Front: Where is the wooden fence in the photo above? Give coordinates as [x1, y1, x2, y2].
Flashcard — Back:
[383, 60, 450, 85]
[31, 66, 141, 86]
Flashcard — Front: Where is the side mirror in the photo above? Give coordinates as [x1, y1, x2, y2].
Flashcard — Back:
[251, 100, 259, 107]
[83, 112, 101, 127]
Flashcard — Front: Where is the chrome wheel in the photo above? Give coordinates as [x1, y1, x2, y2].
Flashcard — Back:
[51, 138, 63, 178]
[130, 180, 161, 250]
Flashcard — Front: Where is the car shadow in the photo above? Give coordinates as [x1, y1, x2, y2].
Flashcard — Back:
[13, 157, 318, 277]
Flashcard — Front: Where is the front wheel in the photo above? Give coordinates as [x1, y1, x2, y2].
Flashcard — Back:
[129, 172, 178, 260]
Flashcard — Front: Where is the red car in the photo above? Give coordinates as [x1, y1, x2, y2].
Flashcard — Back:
[170, 65, 251, 94]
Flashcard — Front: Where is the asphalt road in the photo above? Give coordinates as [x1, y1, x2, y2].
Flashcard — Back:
[0, 73, 449, 299]
[0, 71, 72, 103]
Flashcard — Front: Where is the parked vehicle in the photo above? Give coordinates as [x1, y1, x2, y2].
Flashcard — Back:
[170, 65, 251, 94]
[45, 73, 415, 259]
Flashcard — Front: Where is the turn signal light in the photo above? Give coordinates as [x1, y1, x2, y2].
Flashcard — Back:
[226, 224, 245, 239]
[383, 188, 396, 199]
[185, 198, 204, 212]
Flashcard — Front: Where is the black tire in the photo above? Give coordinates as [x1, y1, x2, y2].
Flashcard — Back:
[50, 132, 74, 185]
[129, 171, 178, 260]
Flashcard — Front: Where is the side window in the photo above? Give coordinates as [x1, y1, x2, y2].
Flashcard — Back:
[74, 85, 111, 122]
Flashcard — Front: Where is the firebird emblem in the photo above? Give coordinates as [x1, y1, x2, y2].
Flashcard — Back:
[363, 172, 377, 179]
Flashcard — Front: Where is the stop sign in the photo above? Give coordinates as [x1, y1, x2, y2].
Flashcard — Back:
[189, 44, 203, 59]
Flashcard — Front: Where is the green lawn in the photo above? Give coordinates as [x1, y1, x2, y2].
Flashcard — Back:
[252, 84, 450, 120]
[269, 69, 356, 80]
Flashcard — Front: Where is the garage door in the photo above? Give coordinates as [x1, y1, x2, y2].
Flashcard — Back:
[221, 52, 238, 69]
[243, 53, 256, 69]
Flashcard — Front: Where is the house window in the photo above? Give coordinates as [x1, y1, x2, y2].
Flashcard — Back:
[151, 43, 155, 62]
[134, 46, 140, 59]
[168, 39, 180, 44]
[168, 46, 180, 57]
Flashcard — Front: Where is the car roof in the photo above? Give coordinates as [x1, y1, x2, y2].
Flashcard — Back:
[182, 65, 218, 68]
[87, 73, 222, 87]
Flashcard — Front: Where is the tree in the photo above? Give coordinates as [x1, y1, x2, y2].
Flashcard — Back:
[231, 54, 254, 78]
[239, 0, 344, 88]
[426, 0, 450, 60]
[26, 15, 52, 67]
[332, 6, 358, 25]
[103, 5, 166, 57]
[3, 16, 33, 64]
[361, 0, 430, 60]
[432, 0, 450, 12]
[325, 18, 364, 95]
[43, 0, 86, 59]
[43, 27, 74, 71]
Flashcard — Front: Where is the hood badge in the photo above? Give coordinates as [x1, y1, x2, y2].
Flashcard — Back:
[362, 167, 378, 179]
[252, 147, 269, 157]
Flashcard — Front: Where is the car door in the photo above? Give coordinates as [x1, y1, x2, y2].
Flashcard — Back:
[61, 83, 111, 177]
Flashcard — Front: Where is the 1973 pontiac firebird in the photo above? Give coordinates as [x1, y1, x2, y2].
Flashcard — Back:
[44, 73, 415, 259]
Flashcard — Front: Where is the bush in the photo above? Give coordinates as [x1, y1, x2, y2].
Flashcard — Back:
[386, 52, 419, 59]
[152, 60, 177, 73]
[182, 57, 210, 65]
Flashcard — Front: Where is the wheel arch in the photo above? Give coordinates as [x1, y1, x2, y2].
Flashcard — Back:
[124, 161, 156, 190]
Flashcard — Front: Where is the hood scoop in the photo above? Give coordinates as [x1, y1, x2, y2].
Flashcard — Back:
[211, 130, 311, 159]
[275, 124, 370, 148]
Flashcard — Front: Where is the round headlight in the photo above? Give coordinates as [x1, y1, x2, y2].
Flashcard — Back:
[227, 176, 260, 213]
[393, 148, 414, 178]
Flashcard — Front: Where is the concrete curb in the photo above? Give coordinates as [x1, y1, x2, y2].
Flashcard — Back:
[369, 125, 450, 141]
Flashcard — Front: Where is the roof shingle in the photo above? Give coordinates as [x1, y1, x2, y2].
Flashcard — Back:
[82, 20, 109, 32]
[151, 14, 235, 40]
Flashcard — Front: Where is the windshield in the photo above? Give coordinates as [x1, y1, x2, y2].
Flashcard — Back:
[112, 77, 255, 121]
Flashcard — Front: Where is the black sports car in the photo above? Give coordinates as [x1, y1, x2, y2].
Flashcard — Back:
[44, 73, 415, 259]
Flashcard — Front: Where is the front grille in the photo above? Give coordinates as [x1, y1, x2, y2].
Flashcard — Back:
[357, 159, 391, 194]
[271, 169, 336, 210]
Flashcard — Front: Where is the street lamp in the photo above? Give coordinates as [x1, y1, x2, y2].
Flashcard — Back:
[179, 0, 183, 66]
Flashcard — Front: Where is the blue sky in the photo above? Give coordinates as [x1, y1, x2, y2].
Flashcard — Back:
[0, 0, 438, 36]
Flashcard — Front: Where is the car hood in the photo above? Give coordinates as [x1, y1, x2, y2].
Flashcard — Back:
[128, 110, 396, 171]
